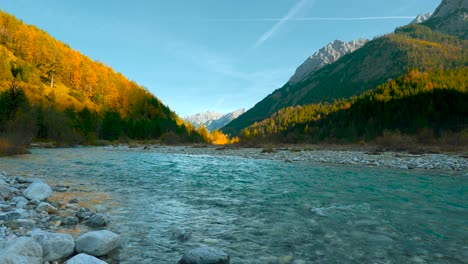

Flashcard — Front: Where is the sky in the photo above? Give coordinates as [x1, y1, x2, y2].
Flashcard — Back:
[0, 0, 441, 117]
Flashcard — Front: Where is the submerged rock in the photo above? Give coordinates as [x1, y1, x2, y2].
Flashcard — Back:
[28, 230, 75, 261]
[76, 230, 120, 257]
[23, 182, 53, 201]
[0, 237, 43, 264]
[64, 253, 108, 264]
[178, 247, 230, 264]
[12, 196, 28, 209]
[0, 212, 21, 221]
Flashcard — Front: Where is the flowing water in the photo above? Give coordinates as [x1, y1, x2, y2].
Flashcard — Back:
[1, 147, 467, 263]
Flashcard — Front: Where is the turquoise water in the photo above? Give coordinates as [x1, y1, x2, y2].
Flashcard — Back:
[1, 147, 467, 263]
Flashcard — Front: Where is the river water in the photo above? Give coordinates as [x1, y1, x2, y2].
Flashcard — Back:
[1, 147, 467, 263]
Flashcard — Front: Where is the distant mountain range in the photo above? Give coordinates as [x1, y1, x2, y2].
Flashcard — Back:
[222, 0, 468, 136]
[184, 109, 245, 132]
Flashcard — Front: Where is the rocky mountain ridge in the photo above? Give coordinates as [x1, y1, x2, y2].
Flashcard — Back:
[289, 39, 369, 85]
[411, 13, 433, 24]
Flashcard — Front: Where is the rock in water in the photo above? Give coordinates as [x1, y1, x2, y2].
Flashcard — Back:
[28, 231, 75, 261]
[23, 182, 53, 201]
[76, 207, 93, 221]
[0, 237, 43, 264]
[62, 216, 79, 226]
[178, 247, 230, 264]
[86, 213, 110, 227]
[64, 253, 108, 264]
[11, 196, 28, 209]
[0, 184, 15, 200]
[76, 230, 121, 257]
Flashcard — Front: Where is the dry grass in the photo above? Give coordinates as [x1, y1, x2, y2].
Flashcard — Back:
[48, 191, 119, 210]
[0, 138, 30, 156]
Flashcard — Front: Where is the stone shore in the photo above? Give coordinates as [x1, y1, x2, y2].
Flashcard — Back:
[0, 171, 120, 264]
[0, 170, 232, 264]
[114, 145, 468, 173]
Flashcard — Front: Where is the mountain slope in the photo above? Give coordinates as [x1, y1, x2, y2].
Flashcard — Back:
[222, 1, 468, 136]
[0, 10, 206, 145]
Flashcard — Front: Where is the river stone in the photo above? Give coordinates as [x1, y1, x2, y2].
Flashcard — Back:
[5, 219, 35, 230]
[64, 253, 108, 264]
[76, 230, 121, 257]
[178, 247, 230, 264]
[76, 207, 93, 220]
[0, 184, 14, 200]
[15, 176, 42, 184]
[23, 182, 53, 201]
[28, 231, 75, 261]
[62, 216, 79, 226]
[86, 213, 110, 227]
[11, 196, 28, 209]
[0, 212, 21, 221]
[0, 237, 43, 264]
[36, 202, 57, 214]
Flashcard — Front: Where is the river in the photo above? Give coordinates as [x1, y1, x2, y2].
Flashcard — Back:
[1, 147, 467, 263]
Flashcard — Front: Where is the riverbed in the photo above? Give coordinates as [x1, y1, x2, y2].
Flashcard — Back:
[1, 147, 467, 263]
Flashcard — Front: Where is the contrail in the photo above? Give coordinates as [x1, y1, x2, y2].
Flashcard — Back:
[253, 0, 313, 48]
[209, 16, 416, 22]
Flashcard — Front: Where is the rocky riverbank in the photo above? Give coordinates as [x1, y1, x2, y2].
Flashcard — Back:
[0, 171, 120, 263]
[0, 170, 233, 264]
[112, 145, 468, 173]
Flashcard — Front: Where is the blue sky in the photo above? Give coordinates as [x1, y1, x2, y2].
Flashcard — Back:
[0, 0, 440, 116]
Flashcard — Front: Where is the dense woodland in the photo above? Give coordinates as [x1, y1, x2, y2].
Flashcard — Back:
[0, 10, 224, 154]
[223, 24, 468, 136]
[241, 68, 468, 146]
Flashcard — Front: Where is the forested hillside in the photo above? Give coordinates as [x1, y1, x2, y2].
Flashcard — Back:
[240, 68, 468, 145]
[0, 10, 209, 154]
[223, 24, 468, 136]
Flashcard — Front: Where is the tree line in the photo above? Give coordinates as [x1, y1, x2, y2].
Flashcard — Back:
[240, 68, 468, 145]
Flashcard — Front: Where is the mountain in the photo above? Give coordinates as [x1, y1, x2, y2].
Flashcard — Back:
[222, 1, 468, 136]
[207, 109, 245, 131]
[424, 0, 468, 39]
[0, 10, 207, 147]
[184, 111, 223, 128]
[289, 39, 368, 85]
[184, 109, 245, 132]
[411, 13, 433, 24]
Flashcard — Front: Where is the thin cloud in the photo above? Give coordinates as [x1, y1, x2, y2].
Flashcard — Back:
[253, 0, 312, 48]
